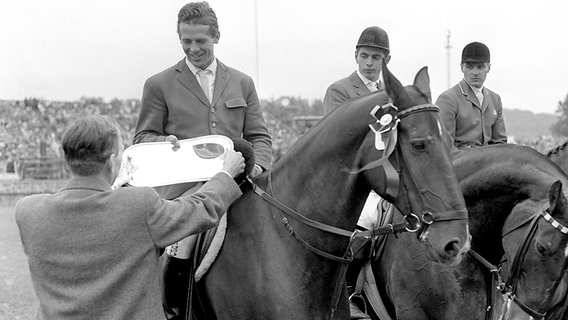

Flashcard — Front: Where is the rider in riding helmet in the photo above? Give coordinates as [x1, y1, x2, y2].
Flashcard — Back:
[323, 26, 392, 320]
[436, 42, 508, 149]
[323, 26, 391, 115]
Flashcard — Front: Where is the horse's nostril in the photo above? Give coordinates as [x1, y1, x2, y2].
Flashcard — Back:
[444, 239, 461, 257]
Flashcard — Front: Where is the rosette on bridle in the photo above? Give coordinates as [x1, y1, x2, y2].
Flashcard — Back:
[349, 100, 400, 175]
[369, 101, 400, 151]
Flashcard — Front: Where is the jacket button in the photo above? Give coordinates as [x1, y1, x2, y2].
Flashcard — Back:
[211, 122, 217, 128]
[211, 107, 216, 113]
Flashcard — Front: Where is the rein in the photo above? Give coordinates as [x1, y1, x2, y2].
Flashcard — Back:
[249, 176, 419, 320]
[470, 209, 568, 320]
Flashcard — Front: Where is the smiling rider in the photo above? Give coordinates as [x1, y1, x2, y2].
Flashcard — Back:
[133, 2, 272, 319]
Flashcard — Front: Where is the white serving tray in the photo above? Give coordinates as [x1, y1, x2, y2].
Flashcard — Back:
[119, 135, 233, 187]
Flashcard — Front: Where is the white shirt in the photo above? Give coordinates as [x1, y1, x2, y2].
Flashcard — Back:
[467, 82, 484, 106]
[186, 58, 217, 100]
[357, 70, 384, 92]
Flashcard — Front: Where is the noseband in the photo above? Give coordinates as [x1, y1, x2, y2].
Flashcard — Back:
[248, 102, 467, 319]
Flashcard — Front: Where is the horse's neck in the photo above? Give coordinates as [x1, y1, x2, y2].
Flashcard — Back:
[467, 199, 512, 262]
[458, 148, 564, 261]
[266, 106, 379, 228]
[267, 159, 371, 230]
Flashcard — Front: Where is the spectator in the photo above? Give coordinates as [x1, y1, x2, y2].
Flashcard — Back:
[15, 115, 245, 320]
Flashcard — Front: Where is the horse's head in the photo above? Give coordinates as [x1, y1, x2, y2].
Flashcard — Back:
[358, 63, 469, 265]
[500, 181, 568, 320]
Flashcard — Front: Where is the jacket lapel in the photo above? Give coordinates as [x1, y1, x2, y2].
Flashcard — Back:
[459, 79, 482, 110]
[212, 60, 229, 107]
[349, 71, 370, 96]
[175, 59, 210, 106]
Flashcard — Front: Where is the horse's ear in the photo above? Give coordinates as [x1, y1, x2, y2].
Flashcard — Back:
[413, 66, 432, 103]
[382, 60, 411, 108]
[549, 180, 567, 218]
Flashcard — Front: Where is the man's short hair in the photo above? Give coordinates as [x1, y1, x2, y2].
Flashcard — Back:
[62, 115, 120, 176]
[177, 1, 220, 38]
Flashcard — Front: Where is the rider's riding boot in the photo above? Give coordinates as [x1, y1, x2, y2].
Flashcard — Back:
[162, 235, 198, 320]
[162, 255, 191, 320]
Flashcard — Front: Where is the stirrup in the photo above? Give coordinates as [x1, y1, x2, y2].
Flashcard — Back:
[349, 293, 369, 318]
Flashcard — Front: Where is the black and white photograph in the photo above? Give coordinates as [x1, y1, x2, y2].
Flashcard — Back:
[2, 0, 568, 319]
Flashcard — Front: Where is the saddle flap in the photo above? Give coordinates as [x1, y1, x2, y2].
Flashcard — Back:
[195, 214, 227, 282]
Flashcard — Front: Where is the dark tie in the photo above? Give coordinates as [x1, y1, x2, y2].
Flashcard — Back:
[376, 80, 384, 92]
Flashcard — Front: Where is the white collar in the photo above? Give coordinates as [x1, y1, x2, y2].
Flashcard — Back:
[356, 70, 382, 87]
[465, 80, 484, 95]
[185, 58, 218, 76]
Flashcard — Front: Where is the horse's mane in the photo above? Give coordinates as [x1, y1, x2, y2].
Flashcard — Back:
[278, 90, 389, 162]
[283, 82, 428, 162]
[546, 140, 568, 158]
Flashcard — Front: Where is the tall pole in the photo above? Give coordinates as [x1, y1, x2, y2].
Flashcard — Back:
[445, 30, 452, 88]
[254, 0, 260, 90]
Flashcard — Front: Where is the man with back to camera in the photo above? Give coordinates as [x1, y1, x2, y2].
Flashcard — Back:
[133, 2, 273, 318]
[15, 115, 245, 320]
[436, 41, 507, 149]
[323, 26, 391, 320]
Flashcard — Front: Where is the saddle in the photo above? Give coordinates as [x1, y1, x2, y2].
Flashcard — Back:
[351, 199, 396, 320]
[124, 135, 255, 319]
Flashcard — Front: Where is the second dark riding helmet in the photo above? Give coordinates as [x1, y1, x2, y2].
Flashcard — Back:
[461, 42, 490, 63]
[356, 26, 389, 53]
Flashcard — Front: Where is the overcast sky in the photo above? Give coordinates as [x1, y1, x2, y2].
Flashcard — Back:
[1, 0, 567, 115]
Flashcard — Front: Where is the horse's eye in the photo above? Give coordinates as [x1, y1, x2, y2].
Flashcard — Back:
[412, 141, 427, 152]
[535, 241, 551, 256]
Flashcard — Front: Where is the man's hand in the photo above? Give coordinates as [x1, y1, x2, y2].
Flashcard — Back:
[221, 150, 245, 178]
[111, 171, 132, 190]
[165, 135, 180, 151]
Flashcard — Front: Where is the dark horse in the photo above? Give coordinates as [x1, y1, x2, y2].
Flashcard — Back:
[367, 144, 568, 320]
[194, 64, 470, 319]
[539, 141, 568, 320]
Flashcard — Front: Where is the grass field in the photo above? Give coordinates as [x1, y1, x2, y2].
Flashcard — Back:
[0, 206, 37, 320]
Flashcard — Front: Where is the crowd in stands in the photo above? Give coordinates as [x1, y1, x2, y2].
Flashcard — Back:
[1, 98, 140, 164]
[1, 97, 566, 176]
[0, 97, 316, 174]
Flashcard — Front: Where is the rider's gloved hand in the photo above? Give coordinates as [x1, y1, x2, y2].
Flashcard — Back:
[221, 150, 245, 178]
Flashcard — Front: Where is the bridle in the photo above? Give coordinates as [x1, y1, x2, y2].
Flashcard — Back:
[249, 101, 467, 319]
[470, 208, 568, 320]
[502, 208, 568, 319]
